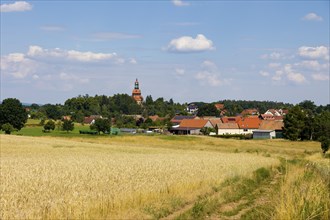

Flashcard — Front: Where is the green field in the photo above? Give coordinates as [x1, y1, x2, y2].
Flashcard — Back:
[1, 127, 329, 219]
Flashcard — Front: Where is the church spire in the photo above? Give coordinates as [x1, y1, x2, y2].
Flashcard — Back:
[132, 78, 143, 105]
[135, 78, 139, 89]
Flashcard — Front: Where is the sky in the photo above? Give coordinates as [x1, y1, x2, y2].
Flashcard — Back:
[1, 0, 329, 105]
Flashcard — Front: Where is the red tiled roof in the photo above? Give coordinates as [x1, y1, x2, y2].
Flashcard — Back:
[237, 117, 261, 129]
[170, 115, 196, 124]
[214, 103, 225, 110]
[241, 109, 259, 115]
[260, 114, 275, 120]
[179, 119, 209, 129]
[259, 120, 283, 130]
[209, 118, 222, 127]
[221, 116, 242, 123]
[216, 123, 239, 129]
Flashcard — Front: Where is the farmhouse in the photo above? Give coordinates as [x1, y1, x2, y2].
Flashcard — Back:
[170, 115, 196, 125]
[237, 117, 261, 134]
[170, 119, 212, 135]
[215, 122, 240, 135]
[83, 115, 102, 124]
[258, 120, 284, 138]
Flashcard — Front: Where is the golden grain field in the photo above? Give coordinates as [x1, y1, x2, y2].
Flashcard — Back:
[1, 135, 280, 219]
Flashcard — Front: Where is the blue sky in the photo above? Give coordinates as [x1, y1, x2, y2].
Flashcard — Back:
[1, 0, 329, 105]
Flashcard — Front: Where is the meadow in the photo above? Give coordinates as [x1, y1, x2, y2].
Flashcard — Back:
[1, 127, 329, 219]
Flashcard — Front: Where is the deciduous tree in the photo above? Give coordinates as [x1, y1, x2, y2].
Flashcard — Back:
[0, 98, 28, 131]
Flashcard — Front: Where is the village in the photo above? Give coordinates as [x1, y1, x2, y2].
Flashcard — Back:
[78, 79, 287, 139]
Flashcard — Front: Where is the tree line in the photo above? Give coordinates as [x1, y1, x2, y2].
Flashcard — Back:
[0, 97, 329, 155]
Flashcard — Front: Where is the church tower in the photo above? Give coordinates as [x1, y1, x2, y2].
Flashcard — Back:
[132, 78, 143, 105]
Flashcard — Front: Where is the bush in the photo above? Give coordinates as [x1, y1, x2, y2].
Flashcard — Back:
[1, 123, 14, 134]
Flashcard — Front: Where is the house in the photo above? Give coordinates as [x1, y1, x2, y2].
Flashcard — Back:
[170, 119, 212, 135]
[170, 115, 196, 125]
[264, 109, 288, 116]
[83, 115, 102, 124]
[221, 116, 242, 124]
[259, 114, 275, 120]
[209, 118, 222, 128]
[186, 103, 199, 114]
[148, 115, 165, 122]
[214, 103, 225, 111]
[241, 109, 259, 116]
[253, 130, 276, 139]
[259, 120, 284, 138]
[215, 122, 240, 135]
[264, 109, 281, 116]
[237, 117, 261, 134]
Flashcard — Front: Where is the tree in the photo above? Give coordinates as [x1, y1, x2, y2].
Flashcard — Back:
[0, 98, 28, 131]
[43, 120, 55, 132]
[321, 138, 329, 155]
[62, 120, 74, 133]
[90, 118, 111, 134]
[314, 111, 330, 155]
[197, 104, 220, 117]
[283, 105, 306, 141]
[2, 123, 14, 134]
[42, 104, 62, 120]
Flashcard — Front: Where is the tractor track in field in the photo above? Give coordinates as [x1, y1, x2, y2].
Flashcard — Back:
[161, 171, 282, 220]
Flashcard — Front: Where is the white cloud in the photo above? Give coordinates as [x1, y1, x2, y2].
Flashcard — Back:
[195, 71, 223, 86]
[27, 45, 118, 62]
[172, 0, 190, 7]
[1, 53, 38, 78]
[272, 70, 284, 81]
[261, 52, 284, 60]
[40, 25, 65, 31]
[259, 71, 270, 77]
[298, 46, 329, 60]
[268, 63, 281, 69]
[284, 64, 306, 84]
[0, 1, 32, 12]
[67, 50, 115, 62]
[302, 13, 323, 21]
[59, 72, 89, 84]
[175, 68, 185, 76]
[195, 61, 231, 87]
[166, 34, 215, 53]
[129, 58, 137, 64]
[312, 73, 329, 81]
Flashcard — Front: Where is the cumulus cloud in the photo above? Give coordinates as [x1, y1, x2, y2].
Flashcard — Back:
[27, 45, 118, 62]
[282, 64, 305, 84]
[166, 34, 215, 53]
[172, 0, 190, 7]
[1, 53, 38, 78]
[312, 73, 329, 81]
[261, 52, 285, 60]
[259, 71, 270, 77]
[129, 58, 137, 64]
[302, 13, 323, 21]
[175, 68, 185, 76]
[298, 46, 329, 60]
[195, 61, 231, 87]
[0, 1, 32, 12]
[40, 25, 65, 31]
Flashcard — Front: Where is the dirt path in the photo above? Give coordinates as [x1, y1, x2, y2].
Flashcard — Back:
[161, 172, 282, 220]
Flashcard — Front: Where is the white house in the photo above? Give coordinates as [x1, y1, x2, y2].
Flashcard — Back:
[215, 123, 240, 135]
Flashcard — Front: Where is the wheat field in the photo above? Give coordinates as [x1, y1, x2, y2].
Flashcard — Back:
[1, 135, 280, 219]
